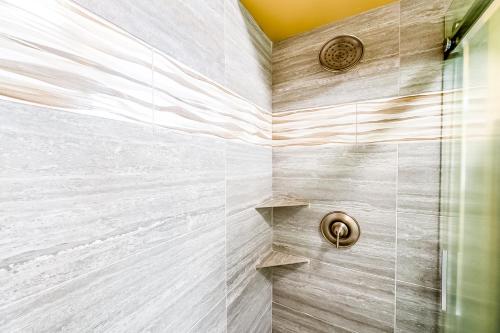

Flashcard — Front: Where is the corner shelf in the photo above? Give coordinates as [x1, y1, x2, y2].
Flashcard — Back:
[255, 197, 309, 209]
[255, 251, 309, 269]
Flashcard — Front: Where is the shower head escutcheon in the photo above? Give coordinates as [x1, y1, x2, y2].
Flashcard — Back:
[319, 35, 364, 72]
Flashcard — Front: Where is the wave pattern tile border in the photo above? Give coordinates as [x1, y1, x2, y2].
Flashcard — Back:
[273, 91, 447, 147]
[0, 0, 271, 145]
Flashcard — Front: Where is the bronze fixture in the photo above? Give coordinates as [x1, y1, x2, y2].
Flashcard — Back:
[320, 211, 360, 248]
[318, 35, 364, 72]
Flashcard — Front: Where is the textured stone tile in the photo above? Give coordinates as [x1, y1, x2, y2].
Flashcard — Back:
[272, 2, 400, 111]
[152, 50, 272, 145]
[226, 142, 272, 216]
[398, 142, 442, 215]
[399, 0, 445, 95]
[189, 297, 227, 333]
[0, 101, 225, 309]
[273, 144, 397, 181]
[273, 302, 354, 333]
[274, 204, 396, 278]
[253, 302, 272, 333]
[273, 176, 396, 211]
[273, 260, 395, 333]
[227, 207, 272, 292]
[273, 142, 398, 208]
[0, 0, 153, 127]
[356, 92, 443, 144]
[396, 281, 442, 333]
[397, 212, 440, 289]
[227, 269, 272, 333]
[272, 104, 356, 146]
[74, 0, 225, 84]
[224, 0, 272, 110]
[0, 222, 226, 332]
[273, 144, 397, 211]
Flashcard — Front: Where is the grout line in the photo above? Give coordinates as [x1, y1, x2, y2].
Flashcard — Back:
[303, 257, 396, 282]
[0, 220, 225, 311]
[394, 143, 399, 331]
[186, 296, 226, 333]
[396, 279, 441, 292]
[273, 302, 361, 333]
[224, 140, 229, 330]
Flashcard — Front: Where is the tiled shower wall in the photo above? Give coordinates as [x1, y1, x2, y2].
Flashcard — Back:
[272, 1, 445, 332]
[0, 0, 272, 332]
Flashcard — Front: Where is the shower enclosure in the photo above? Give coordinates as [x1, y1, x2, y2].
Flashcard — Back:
[440, 0, 500, 331]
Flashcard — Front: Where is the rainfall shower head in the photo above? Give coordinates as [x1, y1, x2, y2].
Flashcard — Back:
[319, 35, 364, 72]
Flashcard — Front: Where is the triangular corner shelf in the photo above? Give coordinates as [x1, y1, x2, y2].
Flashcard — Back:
[255, 197, 308, 209]
[255, 251, 309, 269]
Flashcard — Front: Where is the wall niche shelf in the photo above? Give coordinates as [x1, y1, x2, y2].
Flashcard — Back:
[255, 251, 309, 269]
[255, 197, 309, 209]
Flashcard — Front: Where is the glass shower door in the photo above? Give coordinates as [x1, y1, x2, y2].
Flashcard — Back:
[441, 0, 500, 332]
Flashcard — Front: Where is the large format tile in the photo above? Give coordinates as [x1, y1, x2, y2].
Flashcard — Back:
[273, 302, 353, 333]
[272, 2, 400, 111]
[226, 142, 272, 216]
[226, 207, 272, 292]
[399, 0, 445, 95]
[189, 297, 227, 333]
[397, 212, 440, 289]
[274, 204, 396, 278]
[273, 260, 395, 333]
[0, 101, 225, 308]
[227, 268, 272, 333]
[398, 142, 442, 215]
[74, 0, 225, 84]
[0, 0, 153, 126]
[273, 144, 397, 181]
[224, 0, 272, 110]
[0, 221, 226, 332]
[396, 281, 442, 333]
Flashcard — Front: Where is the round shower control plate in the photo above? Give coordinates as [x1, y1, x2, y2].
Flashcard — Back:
[320, 211, 360, 248]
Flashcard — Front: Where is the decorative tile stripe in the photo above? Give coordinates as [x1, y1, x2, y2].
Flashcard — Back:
[0, 0, 271, 145]
[273, 91, 449, 146]
[272, 104, 356, 146]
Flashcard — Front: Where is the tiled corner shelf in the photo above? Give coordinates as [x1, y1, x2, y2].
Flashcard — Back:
[255, 251, 310, 269]
[255, 197, 309, 209]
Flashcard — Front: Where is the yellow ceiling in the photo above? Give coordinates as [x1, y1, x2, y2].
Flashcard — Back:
[240, 0, 396, 41]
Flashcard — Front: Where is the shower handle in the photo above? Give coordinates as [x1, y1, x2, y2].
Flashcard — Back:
[331, 222, 349, 248]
